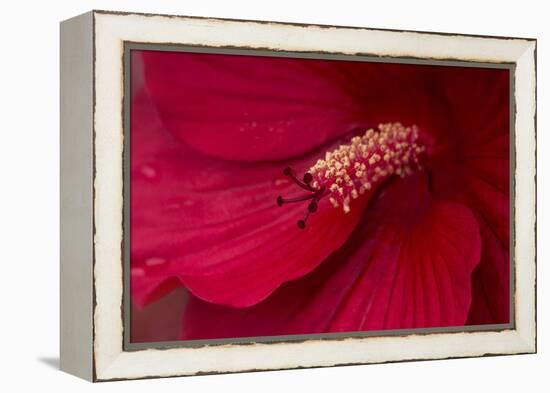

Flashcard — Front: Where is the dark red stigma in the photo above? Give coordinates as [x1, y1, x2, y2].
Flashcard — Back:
[276, 167, 327, 229]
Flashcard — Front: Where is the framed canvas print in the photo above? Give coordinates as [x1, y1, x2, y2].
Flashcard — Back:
[60, 10, 537, 381]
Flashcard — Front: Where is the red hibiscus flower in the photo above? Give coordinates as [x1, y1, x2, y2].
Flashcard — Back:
[130, 49, 509, 342]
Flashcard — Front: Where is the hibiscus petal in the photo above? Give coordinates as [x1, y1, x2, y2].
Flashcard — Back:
[181, 175, 482, 339]
[429, 159, 510, 325]
[139, 51, 463, 163]
[467, 218, 510, 324]
[140, 50, 372, 162]
[462, 144, 510, 325]
[131, 64, 368, 308]
[426, 66, 510, 325]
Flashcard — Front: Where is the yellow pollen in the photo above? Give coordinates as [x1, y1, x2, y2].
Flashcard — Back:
[308, 122, 425, 213]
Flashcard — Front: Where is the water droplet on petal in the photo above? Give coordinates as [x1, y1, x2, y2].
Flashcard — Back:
[145, 257, 167, 267]
[131, 267, 145, 277]
[183, 199, 195, 207]
[141, 165, 157, 179]
[272, 176, 291, 190]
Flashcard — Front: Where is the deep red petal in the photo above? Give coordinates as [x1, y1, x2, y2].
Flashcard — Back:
[426, 67, 510, 324]
[140, 51, 471, 163]
[140, 50, 371, 162]
[131, 59, 367, 308]
[467, 218, 510, 324]
[181, 175, 482, 340]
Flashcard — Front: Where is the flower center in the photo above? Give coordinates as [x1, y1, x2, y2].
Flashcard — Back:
[276, 122, 426, 228]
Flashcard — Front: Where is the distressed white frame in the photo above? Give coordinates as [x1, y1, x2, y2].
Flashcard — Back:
[60, 10, 536, 381]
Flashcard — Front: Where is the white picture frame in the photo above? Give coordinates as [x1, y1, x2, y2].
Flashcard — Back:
[60, 10, 536, 381]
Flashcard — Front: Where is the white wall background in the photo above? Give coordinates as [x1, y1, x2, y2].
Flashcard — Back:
[0, 0, 546, 391]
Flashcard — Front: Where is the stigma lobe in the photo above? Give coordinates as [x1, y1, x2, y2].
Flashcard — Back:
[276, 167, 327, 228]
